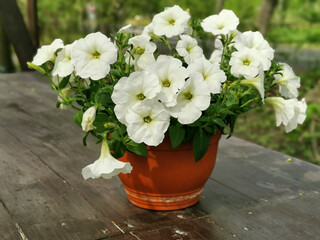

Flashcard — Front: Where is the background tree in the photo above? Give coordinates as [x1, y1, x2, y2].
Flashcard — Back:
[256, 0, 279, 35]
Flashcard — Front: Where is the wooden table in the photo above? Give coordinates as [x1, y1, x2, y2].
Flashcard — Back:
[1, 72, 320, 240]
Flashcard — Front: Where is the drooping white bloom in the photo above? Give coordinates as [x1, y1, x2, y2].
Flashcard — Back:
[169, 72, 211, 124]
[145, 55, 188, 107]
[241, 67, 265, 102]
[265, 97, 295, 127]
[32, 39, 64, 66]
[125, 34, 156, 70]
[234, 31, 274, 70]
[81, 106, 97, 132]
[201, 9, 239, 36]
[265, 97, 307, 132]
[52, 41, 77, 77]
[229, 48, 262, 79]
[126, 100, 171, 146]
[117, 24, 132, 33]
[285, 98, 307, 133]
[187, 57, 226, 94]
[176, 35, 204, 64]
[111, 71, 161, 124]
[82, 137, 132, 180]
[71, 32, 117, 80]
[152, 5, 190, 38]
[273, 63, 301, 98]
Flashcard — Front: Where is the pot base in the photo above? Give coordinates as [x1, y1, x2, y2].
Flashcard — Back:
[123, 186, 203, 211]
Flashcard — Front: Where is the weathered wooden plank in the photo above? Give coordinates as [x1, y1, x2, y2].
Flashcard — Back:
[108, 217, 240, 240]
[0, 201, 22, 240]
[214, 136, 320, 203]
[0, 0, 36, 70]
[0, 125, 121, 239]
[208, 194, 320, 240]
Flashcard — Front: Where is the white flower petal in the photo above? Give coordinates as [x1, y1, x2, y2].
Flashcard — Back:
[152, 5, 190, 38]
[145, 55, 188, 107]
[201, 9, 239, 35]
[188, 57, 226, 94]
[169, 72, 211, 124]
[71, 32, 117, 80]
[81, 106, 97, 132]
[176, 35, 204, 64]
[126, 100, 170, 146]
[32, 39, 64, 66]
[230, 48, 261, 79]
[111, 71, 161, 124]
[82, 139, 132, 180]
[273, 63, 301, 99]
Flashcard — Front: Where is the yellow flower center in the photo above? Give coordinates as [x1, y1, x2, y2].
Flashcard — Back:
[143, 116, 152, 123]
[243, 59, 251, 66]
[92, 50, 101, 59]
[134, 47, 145, 55]
[168, 18, 176, 25]
[162, 79, 171, 88]
[136, 93, 146, 100]
[184, 92, 193, 100]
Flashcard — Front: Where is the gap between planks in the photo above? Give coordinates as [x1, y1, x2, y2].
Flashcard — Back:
[1, 200, 29, 240]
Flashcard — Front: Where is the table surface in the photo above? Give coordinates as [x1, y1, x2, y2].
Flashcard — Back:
[0, 72, 320, 240]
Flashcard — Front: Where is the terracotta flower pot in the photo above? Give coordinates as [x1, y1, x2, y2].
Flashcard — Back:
[118, 132, 221, 210]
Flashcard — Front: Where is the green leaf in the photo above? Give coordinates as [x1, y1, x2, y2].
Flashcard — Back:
[193, 129, 210, 162]
[109, 139, 126, 158]
[125, 141, 148, 157]
[109, 69, 123, 80]
[58, 76, 69, 89]
[111, 130, 122, 141]
[96, 87, 113, 105]
[212, 118, 226, 128]
[73, 110, 83, 128]
[169, 125, 185, 148]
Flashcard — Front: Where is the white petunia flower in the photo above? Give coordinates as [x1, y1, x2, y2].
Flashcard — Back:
[234, 31, 274, 70]
[111, 71, 161, 124]
[152, 5, 190, 38]
[265, 97, 295, 127]
[125, 34, 156, 70]
[71, 32, 117, 80]
[201, 9, 239, 36]
[169, 72, 211, 124]
[273, 63, 301, 98]
[176, 35, 204, 64]
[142, 23, 155, 36]
[229, 48, 262, 79]
[285, 98, 307, 132]
[52, 41, 77, 77]
[82, 137, 132, 180]
[117, 24, 132, 33]
[145, 55, 188, 107]
[187, 57, 226, 94]
[81, 106, 97, 132]
[32, 39, 64, 66]
[241, 67, 265, 102]
[126, 100, 171, 146]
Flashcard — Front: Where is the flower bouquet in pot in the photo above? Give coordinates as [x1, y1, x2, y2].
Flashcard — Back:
[29, 5, 307, 210]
